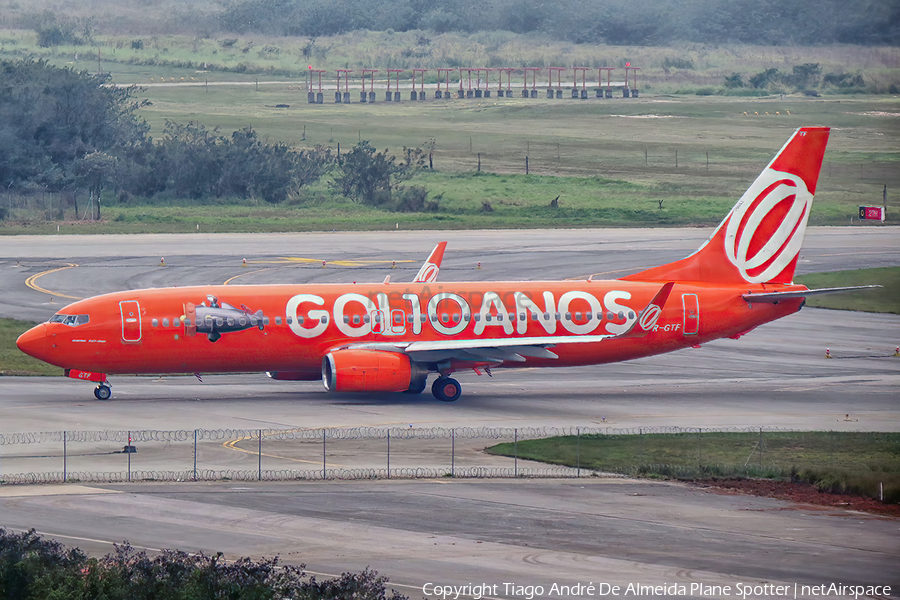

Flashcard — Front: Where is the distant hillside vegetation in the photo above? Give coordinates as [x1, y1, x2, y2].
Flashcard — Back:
[216, 0, 899, 45]
[2, 0, 899, 45]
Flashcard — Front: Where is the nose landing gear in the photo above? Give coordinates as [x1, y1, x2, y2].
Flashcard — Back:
[93, 383, 112, 400]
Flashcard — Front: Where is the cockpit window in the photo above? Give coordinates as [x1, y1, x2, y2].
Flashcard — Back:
[48, 313, 90, 327]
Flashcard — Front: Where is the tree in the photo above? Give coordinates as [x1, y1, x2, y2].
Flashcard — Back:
[333, 142, 429, 210]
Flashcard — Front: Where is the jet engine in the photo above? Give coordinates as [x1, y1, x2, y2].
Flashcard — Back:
[322, 350, 422, 393]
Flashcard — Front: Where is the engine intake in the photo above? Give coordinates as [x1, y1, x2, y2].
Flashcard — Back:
[322, 350, 417, 393]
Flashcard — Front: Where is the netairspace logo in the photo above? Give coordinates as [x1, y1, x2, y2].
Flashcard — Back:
[422, 582, 892, 599]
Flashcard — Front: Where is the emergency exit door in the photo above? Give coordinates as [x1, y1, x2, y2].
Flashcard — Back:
[682, 294, 699, 335]
[120, 300, 142, 343]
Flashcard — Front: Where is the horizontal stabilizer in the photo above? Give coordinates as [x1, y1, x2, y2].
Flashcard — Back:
[742, 285, 882, 303]
[617, 282, 675, 339]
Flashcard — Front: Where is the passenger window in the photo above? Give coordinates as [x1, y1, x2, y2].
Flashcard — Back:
[543, 312, 550, 320]
[531, 313, 538, 321]
[565, 312, 572, 321]
[394, 314, 403, 324]
[352, 315, 360, 325]
[152, 318, 159, 327]
[596, 312, 603, 320]
[555, 312, 561, 321]
[298, 316, 305, 325]
[519, 312, 526, 321]
[485, 315, 492, 322]
[363, 315, 370, 324]
[617, 311, 624, 320]
[184, 318, 192, 326]
[628, 311, 635, 319]
[420, 315, 427, 323]
[344, 315, 351, 323]
[286, 316, 293, 324]
[607, 312, 614, 320]
[275, 317, 282, 325]
[464, 314, 471, 322]
[407, 314, 414, 323]
[263, 317, 270, 325]
[162, 318, 170, 327]
[451, 314, 460, 323]
[474, 314, 481, 322]
[575, 312, 582, 320]
[320, 315, 328, 324]
[497, 314, 503, 322]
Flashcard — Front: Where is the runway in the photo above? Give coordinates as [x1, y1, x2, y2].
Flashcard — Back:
[1, 227, 898, 598]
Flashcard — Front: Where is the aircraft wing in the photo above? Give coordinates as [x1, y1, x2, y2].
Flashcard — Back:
[337, 282, 675, 365]
[742, 285, 881, 303]
[412, 242, 447, 283]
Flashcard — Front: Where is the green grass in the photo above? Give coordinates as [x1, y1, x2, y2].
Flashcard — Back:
[1, 31, 899, 232]
[487, 431, 900, 502]
[0, 319, 61, 376]
[796, 267, 900, 314]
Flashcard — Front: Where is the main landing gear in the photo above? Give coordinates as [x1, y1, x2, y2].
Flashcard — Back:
[93, 383, 112, 400]
[431, 377, 461, 402]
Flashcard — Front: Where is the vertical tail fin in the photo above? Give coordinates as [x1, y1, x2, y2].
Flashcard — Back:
[623, 127, 830, 285]
[413, 241, 447, 283]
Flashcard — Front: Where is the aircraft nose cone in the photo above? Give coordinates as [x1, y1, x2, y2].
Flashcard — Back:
[17, 323, 48, 361]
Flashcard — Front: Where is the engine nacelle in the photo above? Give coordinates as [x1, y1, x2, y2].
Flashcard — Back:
[322, 350, 416, 393]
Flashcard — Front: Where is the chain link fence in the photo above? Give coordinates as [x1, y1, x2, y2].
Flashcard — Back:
[0, 427, 893, 491]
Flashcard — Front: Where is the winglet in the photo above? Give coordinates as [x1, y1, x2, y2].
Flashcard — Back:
[618, 282, 675, 338]
[412, 241, 447, 283]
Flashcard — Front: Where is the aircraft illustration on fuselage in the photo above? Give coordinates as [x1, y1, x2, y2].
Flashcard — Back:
[17, 128, 877, 401]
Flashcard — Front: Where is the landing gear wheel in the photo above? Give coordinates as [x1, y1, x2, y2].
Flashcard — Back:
[94, 384, 111, 401]
[404, 376, 428, 394]
[431, 377, 461, 402]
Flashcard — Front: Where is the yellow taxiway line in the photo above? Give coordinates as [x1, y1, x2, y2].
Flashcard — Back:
[24, 263, 82, 300]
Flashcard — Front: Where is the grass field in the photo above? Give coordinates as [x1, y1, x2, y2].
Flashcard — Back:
[796, 267, 900, 313]
[1, 30, 898, 232]
[486, 431, 900, 502]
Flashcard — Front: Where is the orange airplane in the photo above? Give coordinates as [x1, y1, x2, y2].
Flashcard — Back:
[17, 127, 876, 401]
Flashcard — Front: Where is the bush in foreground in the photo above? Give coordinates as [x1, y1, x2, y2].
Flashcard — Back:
[0, 529, 408, 600]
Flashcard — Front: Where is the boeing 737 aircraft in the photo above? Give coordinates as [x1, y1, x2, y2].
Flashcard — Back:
[17, 127, 876, 401]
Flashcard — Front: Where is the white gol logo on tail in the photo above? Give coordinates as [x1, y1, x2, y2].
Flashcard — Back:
[639, 304, 662, 331]
[724, 169, 813, 283]
[417, 263, 439, 283]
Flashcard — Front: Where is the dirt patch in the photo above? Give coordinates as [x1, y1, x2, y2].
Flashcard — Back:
[690, 479, 900, 518]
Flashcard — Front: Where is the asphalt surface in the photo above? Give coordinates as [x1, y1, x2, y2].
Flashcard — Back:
[0, 228, 898, 598]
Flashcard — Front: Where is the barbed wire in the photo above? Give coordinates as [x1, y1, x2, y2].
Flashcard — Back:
[0, 425, 818, 446]
[0, 466, 583, 485]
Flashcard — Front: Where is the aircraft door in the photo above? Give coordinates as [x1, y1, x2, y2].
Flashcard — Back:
[120, 300, 142, 343]
[682, 294, 699, 335]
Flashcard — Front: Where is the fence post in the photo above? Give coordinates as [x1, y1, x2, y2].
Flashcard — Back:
[514, 428, 518, 477]
[759, 428, 763, 469]
[193, 430, 198, 481]
[387, 430, 390, 479]
[322, 428, 326, 480]
[63, 431, 67, 483]
[127, 430, 132, 482]
[698, 427, 702, 468]
[576, 427, 581, 478]
[258, 429, 262, 481]
[451, 429, 455, 477]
